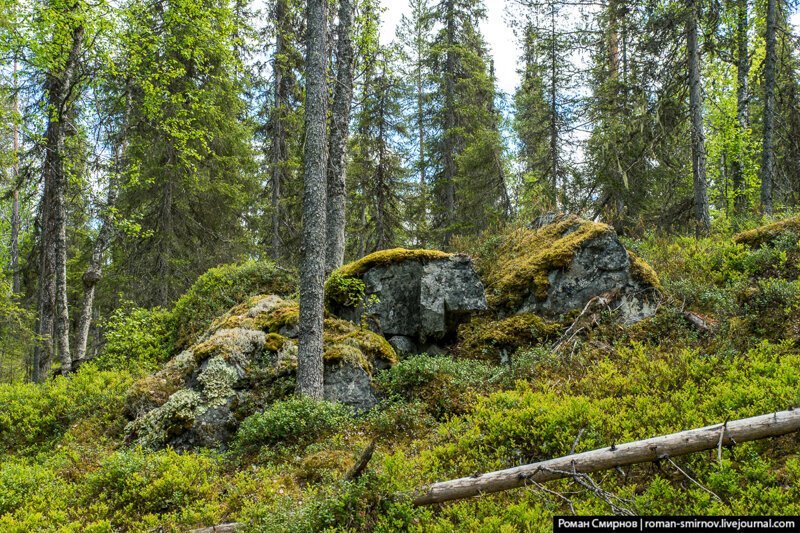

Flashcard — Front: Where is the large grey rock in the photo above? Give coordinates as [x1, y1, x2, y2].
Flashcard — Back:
[323, 361, 377, 412]
[333, 254, 487, 347]
[512, 215, 659, 324]
[125, 295, 394, 450]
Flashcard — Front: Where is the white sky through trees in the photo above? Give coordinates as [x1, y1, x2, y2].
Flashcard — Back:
[380, 1, 800, 96]
[380, 0, 521, 95]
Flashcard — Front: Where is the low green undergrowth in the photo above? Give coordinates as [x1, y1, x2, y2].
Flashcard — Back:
[2, 221, 800, 530]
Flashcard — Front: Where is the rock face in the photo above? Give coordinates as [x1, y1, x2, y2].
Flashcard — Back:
[327, 249, 488, 350]
[484, 214, 660, 324]
[125, 295, 396, 450]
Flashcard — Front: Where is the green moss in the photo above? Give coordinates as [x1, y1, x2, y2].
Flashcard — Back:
[733, 216, 800, 248]
[325, 248, 452, 308]
[335, 248, 451, 279]
[264, 333, 289, 353]
[171, 261, 297, 349]
[458, 313, 561, 362]
[627, 250, 662, 290]
[322, 318, 397, 373]
[483, 215, 615, 310]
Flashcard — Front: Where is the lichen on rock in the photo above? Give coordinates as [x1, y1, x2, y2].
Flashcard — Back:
[481, 214, 660, 323]
[125, 294, 396, 450]
[326, 249, 487, 348]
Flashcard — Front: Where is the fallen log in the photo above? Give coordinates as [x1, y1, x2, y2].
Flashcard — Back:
[411, 408, 800, 506]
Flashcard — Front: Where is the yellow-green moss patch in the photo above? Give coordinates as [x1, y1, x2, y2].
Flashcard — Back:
[323, 318, 398, 372]
[458, 313, 562, 361]
[264, 333, 289, 353]
[483, 215, 615, 310]
[325, 248, 452, 308]
[733, 216, 800, 248]
[335, 248, 451, 279]
[627, 250, 662, 290]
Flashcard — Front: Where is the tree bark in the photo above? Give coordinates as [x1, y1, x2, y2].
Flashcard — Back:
[732, 0, 749, 215]
[760, 0, 777, 215]
[411, 408, 800, 506]
[74, 168, 119, 364]
[687, 0, 711, 235]
[549, 5, 559, 202]
[297, 0, 328, 400]
[325, 0, 355, 275]
[34, 23, 85, 379]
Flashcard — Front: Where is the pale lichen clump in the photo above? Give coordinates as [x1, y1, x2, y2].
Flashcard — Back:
[483, 215, 615, 310]
[126, 389, 204, 449]
[733, 216, 800, 248]
[197, 357, 239, 408]
[192, 328, 266, 369]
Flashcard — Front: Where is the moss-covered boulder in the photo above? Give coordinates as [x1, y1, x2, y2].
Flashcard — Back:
[457, 313, 562, 363]
[733, 216, 800, 248]
[125, 295, 396, 450]
[326, 248, 487, 352]
[483, 214, 660, 323]
[170, 261, 297, 350]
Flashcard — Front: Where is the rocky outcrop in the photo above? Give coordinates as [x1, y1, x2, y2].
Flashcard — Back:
[483, 214, 660, 324]
[125, 295, 396, 450]
[326, 249, 488, 352]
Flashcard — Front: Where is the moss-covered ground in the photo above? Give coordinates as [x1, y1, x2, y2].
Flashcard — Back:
[2, 221, 800, 531]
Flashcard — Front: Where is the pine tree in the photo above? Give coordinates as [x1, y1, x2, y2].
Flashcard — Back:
[112, 0, 258, 308]
[514, 21, 559, 214]
[266, 0, 305, 263]
[348, 46, 408, 254]
[396, 0, 434, 246]
[427, 0, 509, 245]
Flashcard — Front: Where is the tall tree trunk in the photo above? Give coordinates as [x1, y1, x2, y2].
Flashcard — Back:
[33, 181, 55, 382]
[760, 0, 777, 215]
[10, 57, 20, 294]
[34, 24, 85, 379]
[270, 0, 289, 261]
[687, 0, 711, 235]
[75, 87, 129, 365]
[74, 179, 117, 365]
[297, 0, 327, 400]
[325, 0, 355, 274]
[442, 0, 456, 246]
[732, 0, 749, 215]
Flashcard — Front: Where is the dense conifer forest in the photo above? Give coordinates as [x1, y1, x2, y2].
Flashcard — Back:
[1, 0, 800, 530]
